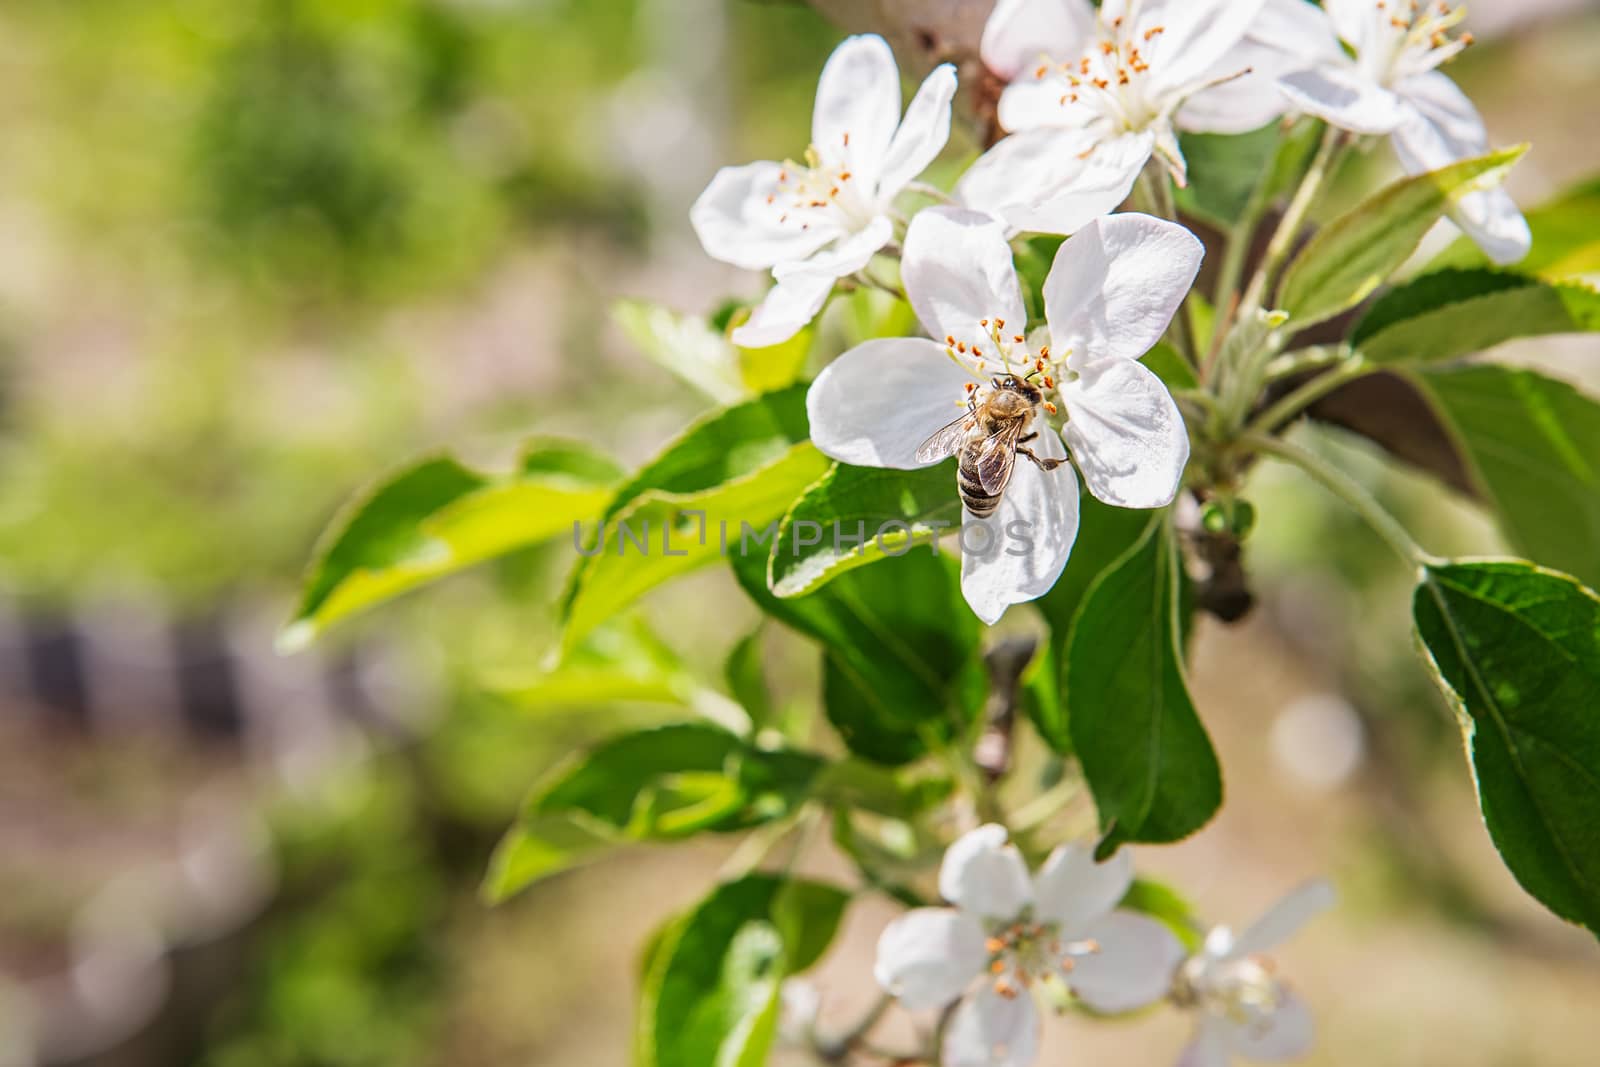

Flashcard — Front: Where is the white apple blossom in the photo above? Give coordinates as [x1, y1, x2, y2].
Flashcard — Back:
[1271, 0, 1531, 263]
[806, 206, 1199, 624]
[1172, 880, 1336, 1067]
[690, 35, 956, 348]
[978, 0, 1273, 191]
[875, 825, 1184, 1067]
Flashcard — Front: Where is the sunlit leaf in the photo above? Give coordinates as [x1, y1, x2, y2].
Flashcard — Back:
[560, 386, 829, 653]
[1354, 268, 1600, 364]
[638, 875, 848, 1067]
[483, 723, 824, 901]
[282, 437, 620, 650]
[1280, 146, 1526, 328]
[768, 460, 960, 597]
[1429, 175, 1600, 279]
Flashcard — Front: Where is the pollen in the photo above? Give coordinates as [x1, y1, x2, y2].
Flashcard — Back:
[1044, 401, 1058, 415]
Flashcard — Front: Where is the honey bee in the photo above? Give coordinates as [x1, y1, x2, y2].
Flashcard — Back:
[915, 374, 1065, 518]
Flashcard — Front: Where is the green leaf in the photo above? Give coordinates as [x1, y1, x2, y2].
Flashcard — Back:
[724, 626, 773, 727]
[1412, 560, 1600, 933]
[1279, 146, 1526, 329]
[1019, 638, 1066, 756]
[282, 438, 620, 650]
[737, 329, 814, 395]
[483, 723, 823, 900]
[1409, 364, 1600, 589]
[1065, 516, 1221, 854]
[768, 461, 961, 597]
[614, 299, 744, 403]
[1033, 493, 1153, 755]
[1429, 175, 1600, 278]
[1175, 122, 1284, 229]
[1119, 877, 1203, 953]
[489, 616, 699, 709]
[639, 876, 849, 1067]
[1142, 340, 1199, 392]
[560, 386, 830, 653]
[1353, 268, 1600, 363]
[733, 546, 984, 765]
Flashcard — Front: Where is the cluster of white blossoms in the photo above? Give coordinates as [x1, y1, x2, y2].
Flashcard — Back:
[691, 1, 1524, 623]
[873, 825, 1333, 1067]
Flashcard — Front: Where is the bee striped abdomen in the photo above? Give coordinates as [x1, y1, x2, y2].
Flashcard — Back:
[957, 444, 1001, 518]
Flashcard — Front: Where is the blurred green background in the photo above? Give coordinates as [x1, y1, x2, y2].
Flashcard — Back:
[0, 1, 1597, 1065]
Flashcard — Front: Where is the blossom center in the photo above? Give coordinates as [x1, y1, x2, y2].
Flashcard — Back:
[1175, 953, 1287, 1034]
[1364, 0, 1473, 84]
[1033, 12, 1168, 133]
[984, 917, 1100, 999]
[768, 141, 873, 232]
[941, 319, 1060, 416]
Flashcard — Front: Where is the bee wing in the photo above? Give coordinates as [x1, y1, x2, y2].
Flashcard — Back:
[975, 422, 1025, 495]
[914, 413, 972, 464]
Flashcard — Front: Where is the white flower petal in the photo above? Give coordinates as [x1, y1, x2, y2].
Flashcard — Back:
[775, 215, 894, 284]
[691, 161, 843, 271]
[1148, 0, 1270, 96]
[1180, 0, 1344, 134]
[1032, 843, 1132, 932]
[1225, 880, 1336, 959]
[877, 64, 958, 199]
[1392, 72, 1530, 265]
[1060, 356, 1190, 509]
[958, 129, 1147, 237]
[1044, 212, 1202, 365]
[1066, 911, 1185, 1013]
[1201, 923, 1235, 960]
[942, 986, 1039, 1067]
[939, 824, 1034, 920]
[960, 429, 1080, 626]
[903, 207, 1028, 359]
[814, 35, 902, 189]
[996, 73, 1082, 134]
[981, 0, 1096, 80]
[1176, 1019, 1234, 1067]
[806, 337, 977, 469]
[1277, 66, 1408, 135]
[733, 271, 836, 348]
[1219, 988, 1315, 1061]
[875, 907, 989, 1011]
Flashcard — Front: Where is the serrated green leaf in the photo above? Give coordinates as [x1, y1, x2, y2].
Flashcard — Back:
[1429, 175, 1600, 278]
[1409, 364, 1600, 589]
[1066, 516, 1221, 853]
[769, 461, 961, 597]
[1280, 146, 1526, 329]
[733, 546, 984, 765]
[639, 875, 849, 1067]
[483, 723, 824, 901]
[282, 438, 620, 650]
[1353, 268, 1600, 363]
[560, 386, 829, 653]
[614, 298, 744, 402]
[1412, 560, 1600, 934]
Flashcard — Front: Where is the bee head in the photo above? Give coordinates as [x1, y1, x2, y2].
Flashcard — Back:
[995, 374, 1044, 405]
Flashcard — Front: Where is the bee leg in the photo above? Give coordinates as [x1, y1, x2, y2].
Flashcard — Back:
[1018, 446, 1064, 472]
[1017, 432, 1038, 444]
